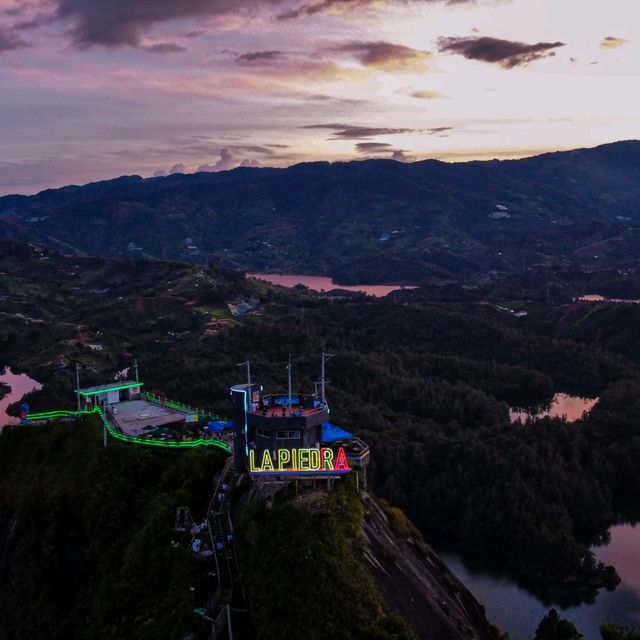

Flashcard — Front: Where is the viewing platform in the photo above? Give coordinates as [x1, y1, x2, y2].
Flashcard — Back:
[230, 354, 370, 481]
[24, 356, 367, 469]
[248, 393, 326, 419]
[107, 399, 188, 436]
[69, 376, 231, 450]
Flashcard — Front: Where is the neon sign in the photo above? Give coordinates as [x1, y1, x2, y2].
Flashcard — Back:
[248, 447, 351, 474]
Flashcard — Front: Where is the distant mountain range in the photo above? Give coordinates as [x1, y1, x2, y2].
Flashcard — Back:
[2, 141, 640, 285]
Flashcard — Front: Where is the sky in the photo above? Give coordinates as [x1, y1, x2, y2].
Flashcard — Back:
[0, 0, 639, 195]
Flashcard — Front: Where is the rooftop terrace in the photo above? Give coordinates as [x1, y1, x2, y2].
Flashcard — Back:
[247, 393, 327, 418]
[108, 399, 187, 436]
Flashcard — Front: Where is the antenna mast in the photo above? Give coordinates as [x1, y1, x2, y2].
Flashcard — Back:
[75, 363, 81, 411]
[287, 354, 292, 416]
[237, 361, 251, 387]
[321, 352, 334, 404]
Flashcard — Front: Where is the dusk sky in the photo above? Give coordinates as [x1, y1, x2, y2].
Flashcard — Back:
[1, 0, 638, 195]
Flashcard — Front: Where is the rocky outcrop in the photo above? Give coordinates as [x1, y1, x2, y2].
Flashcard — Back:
[362, 495, 497, 640]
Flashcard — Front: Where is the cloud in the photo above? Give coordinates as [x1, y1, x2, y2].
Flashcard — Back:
[237, 50, 286, 64]
[0, 25, 28, 52]
[51, 0, 276, 48]
[16, 0, 484, 49]
[355, 142, 394, 152]
[427, 126, 452, 134]
[237, 145, 275, 155]
[0, 158, 54, 189]
[437, 35, 565, 68]
[600, 36, 627, 50]
[280, 0, 368, 19]
[232, 52, 360, 81]
[409, 89, 448, 99]
[329, 40, 432, 71]
[213, 148, 237, 170]
[280, 0, 473, 20]
[153, 145, 270, 177]
[391, 150, 414, 162]
[143, 42, 187, 54]
[197, 147, 261, 172]
[152, 163, 186, 176]
[354, 142, 415, 162]
[303, 123, 414, 139]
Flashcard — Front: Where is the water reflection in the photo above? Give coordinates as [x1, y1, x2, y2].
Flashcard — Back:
[438, 524, 640, 640]
[577, 295, 640, 304]
[0, 366, 43, 426]
[510, 393, 598, 423]
[247, 273, 416, 297]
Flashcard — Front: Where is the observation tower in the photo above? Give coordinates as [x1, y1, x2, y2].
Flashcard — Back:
[230, 355, 369, 481]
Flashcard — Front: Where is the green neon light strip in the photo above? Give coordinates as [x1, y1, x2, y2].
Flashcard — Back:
[27, 407, 232, 453]
[77, 382, 144, 397]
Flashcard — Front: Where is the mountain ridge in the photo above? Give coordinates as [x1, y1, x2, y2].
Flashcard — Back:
[4, 140, 640, 200]
[2, 140, 640, 285]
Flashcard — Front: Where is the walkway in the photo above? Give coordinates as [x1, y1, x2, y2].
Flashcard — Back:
[206, 456, 247, 639]
[25, 406, 232, 453]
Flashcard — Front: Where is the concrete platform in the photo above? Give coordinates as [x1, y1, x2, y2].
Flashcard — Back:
[109, 399, 186, 436]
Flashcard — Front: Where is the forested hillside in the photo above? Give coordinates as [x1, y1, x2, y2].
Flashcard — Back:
[3, 242, 640, 602]
[2, 142, 640, 285]
[0, 417, 228, 640]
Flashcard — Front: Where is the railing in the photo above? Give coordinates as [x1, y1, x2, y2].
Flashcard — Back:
[345, 436, 370, 469]
[207, 457, 237, 604]
[206, 456, 245, 639]
[141, 391, 217, 419]
[26, 407, 232, 453]
[348, 435, 370, 456]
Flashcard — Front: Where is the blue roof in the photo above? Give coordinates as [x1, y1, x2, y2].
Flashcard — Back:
[322, 422, 353, 442]
[206, 420, 234, 432]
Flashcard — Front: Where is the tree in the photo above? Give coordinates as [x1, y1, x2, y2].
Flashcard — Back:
[600, 624, 640, 640]
[534, 609, 583, 640]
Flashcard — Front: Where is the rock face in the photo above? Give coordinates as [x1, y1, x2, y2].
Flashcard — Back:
[362, 496, 496, 640]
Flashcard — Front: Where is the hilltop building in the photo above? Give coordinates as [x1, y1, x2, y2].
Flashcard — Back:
[230, 355, 369, 485]
[76, 377, 212, 439]
[56, 356, 369, 479]
[77, 380, 142, 409]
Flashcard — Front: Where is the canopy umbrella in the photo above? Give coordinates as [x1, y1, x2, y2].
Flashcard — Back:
[322, 422, 353, 442]
[206, 420, 233, 432]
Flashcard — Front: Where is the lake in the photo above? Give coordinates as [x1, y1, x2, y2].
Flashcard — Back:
[439, 523, 640, 639]
[577, 295, 640, 304]
[247, 273, 417, 297]
[510, 393, 598, 423]
[0, 366, 43, 426]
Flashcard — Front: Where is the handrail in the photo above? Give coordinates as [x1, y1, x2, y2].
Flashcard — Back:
[26, 407, 232, 453]
[142, 391, 203, 416]
[348, 435, 370, 455]
[207, 457, 236, 603]
[141, 391, 228, 422]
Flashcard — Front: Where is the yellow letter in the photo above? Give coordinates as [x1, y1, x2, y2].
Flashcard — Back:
[277, 448, 291, 470]
[261, 449, 275, 472]
[309, 448, 320, 470]
[298, 448, 310, 470]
